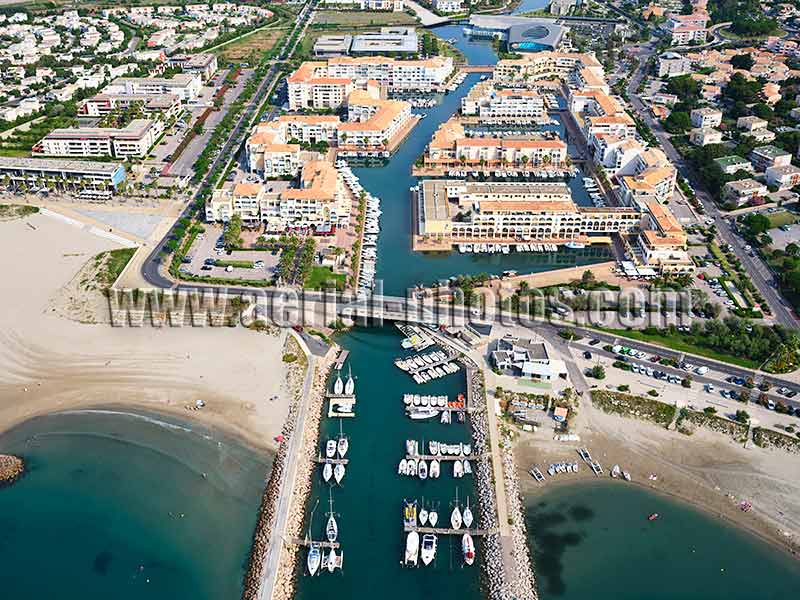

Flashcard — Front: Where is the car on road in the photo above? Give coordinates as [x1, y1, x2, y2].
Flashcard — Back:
[588, 338, 600, 346]
[583, 351, 592, 359]
[705, 383, 715, 393]
[201, 265, 212, 271]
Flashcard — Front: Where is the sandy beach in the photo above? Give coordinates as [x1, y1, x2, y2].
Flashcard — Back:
[514, 401, 800, 558]
[0, 211, 294, 453]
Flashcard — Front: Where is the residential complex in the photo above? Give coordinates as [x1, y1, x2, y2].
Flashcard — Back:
[461, 82, 546, 122]
[105, 74, 203, 102]
[0, 156, 126, 200]
[34, 119, 164, 159]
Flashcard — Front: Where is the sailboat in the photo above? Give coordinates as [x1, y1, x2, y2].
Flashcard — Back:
[334, 463, 345, 484]
[344, 365, 355, 395]
[418, 459, 428, 480]
[420, 534, 437, 566]
[463, 498, 474, 528]
[404, 531, 420, 566]
[419, 507, 429, 526]
[325, 439, 336, 459]
[322, 462, 332, 482]
[326, 493, 338, 542]
[428, 510, 438, 527]
[333, 373, 344, 395]
[337, 421, 348, 458]
[451, 505, 462, 530]
[462, 533, 475, 566]
[307, 542, 321, 576]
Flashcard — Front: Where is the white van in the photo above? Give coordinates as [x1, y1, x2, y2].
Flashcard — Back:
[695, 366, 709, 375]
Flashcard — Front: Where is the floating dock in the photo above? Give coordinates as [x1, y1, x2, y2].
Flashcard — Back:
[403, 524, 498, 536]
[333, 350, 350, 370]
[404, 453, 481, 462]
[327, 393, 356, 418]
[289, 538, 341, 550]
[314, 457, 350, 465]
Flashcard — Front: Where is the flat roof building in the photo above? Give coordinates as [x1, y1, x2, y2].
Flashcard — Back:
[0, 156, 126, 199]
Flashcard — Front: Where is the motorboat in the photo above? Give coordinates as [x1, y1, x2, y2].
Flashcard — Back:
[327, 548, 338, 573]
[323, 462, 332, 482]
[463, 499, 474, 528]
[463, 459, 472, 475]
[430, 459, 440, 479]
[325, 440, 336, 459]
[462, 534, 475, 566]
[398, 459, 408, 475]
[404, 500, 418, 526]
[334, 463, 345, 484]
[451, 505, 463, 530]
[623, 470, 632, 482]
[408, 459, 417, 477]
[428, 510, 438, 527]
[404, 531, 420, 566]
[440, 410, 451, 424]
[454, 460, 464, 478]
[307, 543, 321, 576]
[406, 439, 416, 455]
[408, 407, 439, 420]
[463, 444, 472, 456]
[333, 374, 344, 395]
[419, 508, 429, 526]
[429, 441, 439, 455]
[418, 459, 428, 480]
[611, 464, 621, 479]
[420, 534, 437, 566]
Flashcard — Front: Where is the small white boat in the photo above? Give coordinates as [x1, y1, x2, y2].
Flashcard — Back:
[398, 459, 408, 475]
[429, 510, 438, 527]
[462, 533, 475, 566]
[406, 439, 416, 455]
[419, 508, 429, 526]
[463, 444, 472, 456]
[420, 534, 437, 566]
[451, 506, 463, 530]
[430, 459, 440, 479]
[418, 459, 428, 480]
[333, 375, 344, 395]
[408, 459, 417, 477]
[623, 470, 632, 482]
[454, 460, 464, 478]
[334, 463, 345, 484]
[405, 531, 420, 566]
[326, 514, 338, 543]
[440, 410, 451, 424]
[463, 499, 474, 528]
[327, 548, 338, 573]
[463, 459, 472, 475]
[337, 437, 348, 459]
[344, 367, 355, 395]
[611, 464, 621, 479]
[409, 407, 439, 420]
[323, 462, 332, 482]
[308, 543, 321, 576]
[325, 440, 336, 459]
[429, 440, 439, 455]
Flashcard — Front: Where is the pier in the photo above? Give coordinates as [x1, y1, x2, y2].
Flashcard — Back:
[288, 538, 341, 550]
[326, 393, 356, 418]
[403, 354, 458, 376]
[404, 454, 482, 462]
[313, 457, 350, 465]
[403, 524, 499, 536]
[333, 350, 350, 370]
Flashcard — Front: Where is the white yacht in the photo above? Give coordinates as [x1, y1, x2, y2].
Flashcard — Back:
[327, 548, 338, 573]
[463, 459, 472, 475]
[420, 534, 437, 566]
[344, 367, 355, 395]
[325, 440, 336, 459]
[323, 462, 332, 482]
[418, 459, 428, 480]
[337, 436, 348, 459]
[454, 460, 464, 478]
[398, 459, 408, 475]
[334, 463, 345, 484]
[307, 543, 321, 576]
[326, 514, 338, 543]
[333, 374, 344, 395]
[462, 533, 475, 566]
[463, 499, 474, 528]
[405, 531, 420, 566]
[419, 508, 429, 526]
[429, 510, 438, 527]
[451, 505, 462, 530]
[430, 459, 440, 479]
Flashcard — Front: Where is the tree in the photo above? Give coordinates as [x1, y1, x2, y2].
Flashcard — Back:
[786, 242, 800, 257]
[734, 409, 750, 424]
[589, 365, 606, 379]
[224, 214, 243, 249]
[664, 111, 691, 134]
[730, 53, 754, 71]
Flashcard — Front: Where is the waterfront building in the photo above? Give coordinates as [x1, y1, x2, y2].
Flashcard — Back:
[206, 161, 351, 231]
[34, 119, 163, 159]
[461, 81, 546, 122]
[467, 16, 566, 52]
[434, 0, 464, 12]
[338, 90, 413, 151]
[0, 156, 126, 199]
[490, 337, 568, 381]
[493, 51, 603, 86]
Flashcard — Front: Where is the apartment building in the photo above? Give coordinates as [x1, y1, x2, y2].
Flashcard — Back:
[690, 107, 722, 129]
[35, 119, 163, 159]
[689, 128, 723, 146]
[765, 164, 800, 190]
[666, 12, 709, 46]
[78, 93, 182, 121]
[461, 81, 546, 122]
[750, 145, 792, 171]
[287, 56, 453, 109]
[338, 90, 413, 150]
[418, 179, 641, 241]
[104, 74, 202, 102]
[277, 115, 342, 145]
[723, 178, 768, 206]
[737, 115, 768, 133]
[435, 0, 464, 12]
[166, 53, 219, 81]
[0, 156, 126, 198]
[322, 0, 404, 9]
[714, 155, 754, 175]
[206, 161, 351, 231]
[657, 52, 692, 77]
[493, 51, 603, 86]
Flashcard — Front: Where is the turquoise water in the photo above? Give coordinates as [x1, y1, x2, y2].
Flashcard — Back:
[527, 481, 800, 600]
[295, 326, 482, 600]
[0, 409, 271, 599]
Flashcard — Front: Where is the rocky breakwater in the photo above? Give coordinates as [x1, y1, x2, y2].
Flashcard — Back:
[460, 355, 536, 600]
[241, 336, 309, 600]
[0, 454, 24, 486]
[270, 352, 335, 600]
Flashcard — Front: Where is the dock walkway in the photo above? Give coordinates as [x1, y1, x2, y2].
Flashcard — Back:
[404, 524, 499, 536]
[288, 538, 341, 550]
[405, 453, 481, 462]
[313, 457, 350, 465]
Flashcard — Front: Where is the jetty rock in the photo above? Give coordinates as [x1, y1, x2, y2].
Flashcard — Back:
[0, 454, 24, 486]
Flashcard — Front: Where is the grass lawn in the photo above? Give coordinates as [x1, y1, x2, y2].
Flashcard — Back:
[215, 259, 255, 269]
[305, 266, 346, 290]
[216, 27, 288, 62]
[767, 210, 798, 229]
[708, 242, 732, 272]
[313, 9, 418, 27]
[94, 248, 137, 288]
[0, 204, 38, 219]
[597, 327, 761, 369]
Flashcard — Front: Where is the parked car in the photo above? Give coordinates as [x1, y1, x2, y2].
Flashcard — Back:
[583, 351, 592, 359]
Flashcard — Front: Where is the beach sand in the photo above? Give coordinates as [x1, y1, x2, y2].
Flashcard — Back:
[0, 212, 293, 453]
[514, 402, 800, 557]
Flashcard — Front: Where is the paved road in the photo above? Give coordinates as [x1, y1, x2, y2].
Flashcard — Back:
[625, 43, 798, 330]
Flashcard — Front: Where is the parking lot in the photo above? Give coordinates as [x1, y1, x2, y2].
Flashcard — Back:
[180, 225, 278, 281]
